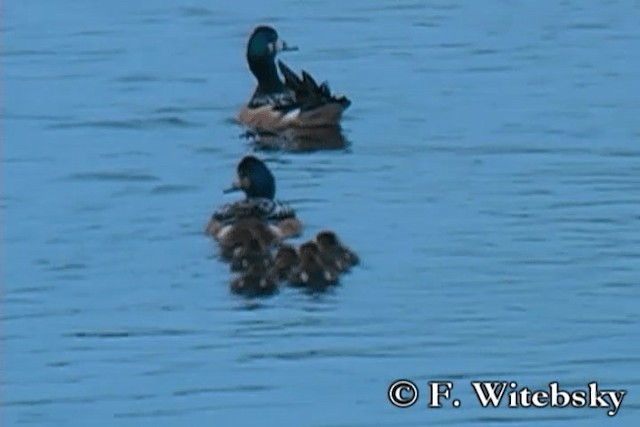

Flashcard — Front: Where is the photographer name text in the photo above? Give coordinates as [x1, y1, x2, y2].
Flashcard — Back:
[388, 380, 625, 416]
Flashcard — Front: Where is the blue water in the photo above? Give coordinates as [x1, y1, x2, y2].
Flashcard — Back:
[3, 0, 640, 425]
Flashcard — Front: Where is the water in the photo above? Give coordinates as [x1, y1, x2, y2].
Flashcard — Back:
[3, 0, 640, 425]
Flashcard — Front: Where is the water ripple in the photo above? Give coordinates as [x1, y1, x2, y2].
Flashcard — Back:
[48, 117, 202, 130]
[65, 171, 160, 182]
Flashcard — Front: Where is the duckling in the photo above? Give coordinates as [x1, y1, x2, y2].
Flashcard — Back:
[315, 230, 359, 272]
[288, 241, 338, 290]
[230, 262, 277, 297]
[237, 26, 351, 132]
[215, 217, 276, 261]
[206, 155, 303, 240]
[230, 237, 272, 273]
[271, 243, 299, 281]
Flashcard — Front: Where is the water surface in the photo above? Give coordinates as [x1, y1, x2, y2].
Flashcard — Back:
[3, 0, 640, 426]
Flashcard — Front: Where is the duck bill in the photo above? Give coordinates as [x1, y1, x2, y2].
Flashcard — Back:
[222, 181, 242, 194]
[276, 39, 298, 52]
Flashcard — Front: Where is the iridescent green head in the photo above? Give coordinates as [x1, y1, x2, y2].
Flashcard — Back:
[247, 26, 297, 60]
[246, 26, 298, 93]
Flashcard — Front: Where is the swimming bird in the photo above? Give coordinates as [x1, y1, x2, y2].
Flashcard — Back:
[230, 262, 278, 297]
[288, 241, 339, 290]
[237, 25, 351, 132]
[206, 155, 303, 242]
[215, 217, 276, 261]
[230, 236, 271, 273]
[315, 230, 359, 272]
[272, 243, 300, 281]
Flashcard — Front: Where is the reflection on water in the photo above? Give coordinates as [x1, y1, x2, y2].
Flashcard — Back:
[245, 126, 349, 152]
[3, 0, 640, 426]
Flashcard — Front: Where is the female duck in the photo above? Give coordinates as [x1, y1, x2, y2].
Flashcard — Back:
[237, 25, 351, 131]
[206, 155, 303, 242]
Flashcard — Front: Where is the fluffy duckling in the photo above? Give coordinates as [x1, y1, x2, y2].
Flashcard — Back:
[288, 241, 338, 290]
[215, 217, 276, 261]
[230, 237, 272, 273]
[315, 230, 359, 273]
[230, 263, 277, 297]
[271, 243, 299, 281]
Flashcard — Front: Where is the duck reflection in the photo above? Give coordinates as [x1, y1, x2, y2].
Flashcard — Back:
[244, 126, 349, 153]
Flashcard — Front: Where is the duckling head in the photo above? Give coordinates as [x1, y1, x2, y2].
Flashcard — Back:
[275, 244, 299, 263]
[315, 230, 340, 250]
[299, 241, 321, 262]
[316, 229, 359, 269]
[273, 244, 299, 279]
[296, 241, 337, 287]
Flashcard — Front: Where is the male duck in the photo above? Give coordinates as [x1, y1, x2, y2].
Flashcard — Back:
[237, 25, 351, 131]
[206, 155, 303, 242]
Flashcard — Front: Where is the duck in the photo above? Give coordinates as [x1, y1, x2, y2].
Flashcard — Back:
[237, 25, 351, 132]
[230, 236, 271, 273]
[288, 241, 339, 290]
[215, 217, 276, 261]
[315, 230, 359, 273]
[272, 243, 300, 281]
[206, 155, 303, 242]
[230, 262, 278, 297]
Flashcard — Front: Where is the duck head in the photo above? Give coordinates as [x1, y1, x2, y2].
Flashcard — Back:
[224, 155, 276, 199]
[316, 230, 340, 249]
[298, 241, 322, 265]
[315, 229, 359, 270]
[246, 26, 298, 93]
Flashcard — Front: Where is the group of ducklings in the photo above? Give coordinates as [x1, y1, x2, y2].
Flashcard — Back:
[224, 220, 358, 297]
[205, 26, 356, 296]
[206, 156, 358, 297]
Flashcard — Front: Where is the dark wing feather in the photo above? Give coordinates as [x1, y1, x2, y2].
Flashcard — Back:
[301, 71, 319, 90]
[278, 61, 303, 91]
[277, 60, 351, 112]
[319, 82, 331, 98]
